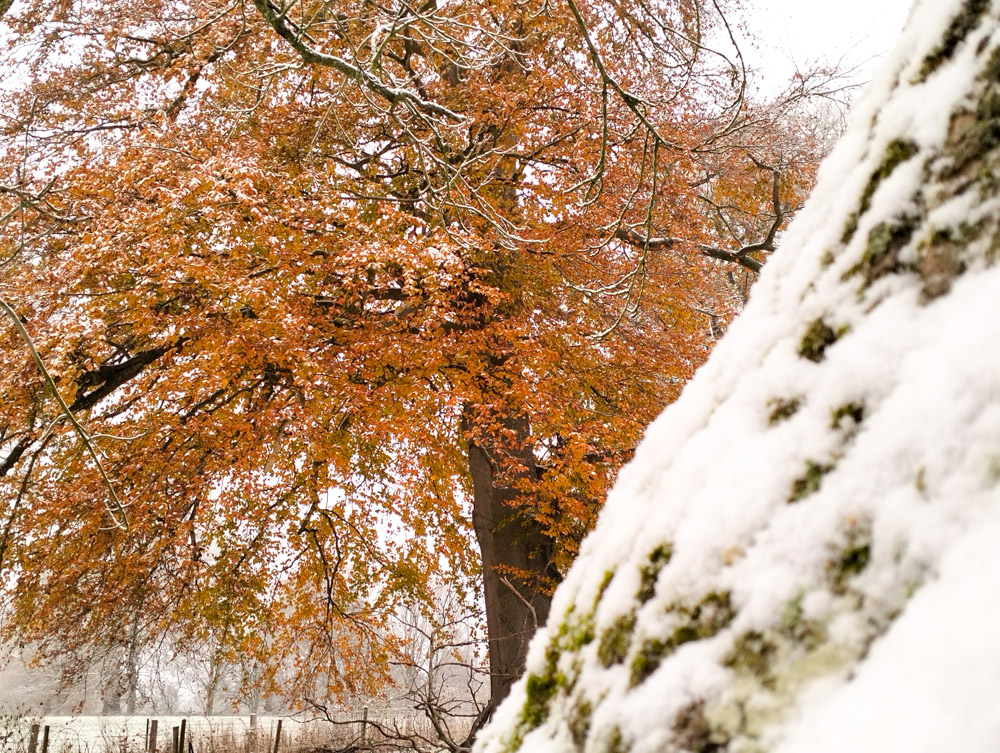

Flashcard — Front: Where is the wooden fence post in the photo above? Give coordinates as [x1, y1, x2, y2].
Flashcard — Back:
[248, 714, 257, 753]
[179, 719, 187, 753]
[149, 720, 159, 753]
[27, 724, 39, 753]
[361, 707, 369, 746]
[172, 726, 179, 753]
[40, 726, 50, 753]
[271, 719, 282, 753]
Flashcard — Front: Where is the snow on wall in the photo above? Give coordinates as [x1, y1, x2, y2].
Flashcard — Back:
[477, 1, 1000, 751]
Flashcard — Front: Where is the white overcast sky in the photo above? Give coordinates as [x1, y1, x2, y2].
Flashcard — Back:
[743, 0, 914, 93]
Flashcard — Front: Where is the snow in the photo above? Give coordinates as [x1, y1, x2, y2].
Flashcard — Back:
[477, 0, 1000, 751]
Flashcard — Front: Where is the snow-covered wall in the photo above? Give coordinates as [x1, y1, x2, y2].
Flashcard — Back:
[477, 1, 1000, 751]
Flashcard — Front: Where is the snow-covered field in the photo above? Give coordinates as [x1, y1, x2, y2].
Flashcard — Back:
[0, 715, 341, 753]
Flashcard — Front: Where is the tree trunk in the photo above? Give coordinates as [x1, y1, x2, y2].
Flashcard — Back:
[125, 611, 141, 715]
[464, 409, 556, 718]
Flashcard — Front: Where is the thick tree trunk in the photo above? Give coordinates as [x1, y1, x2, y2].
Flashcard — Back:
[465, 410, 556, 718]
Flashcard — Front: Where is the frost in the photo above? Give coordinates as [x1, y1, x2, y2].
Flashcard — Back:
[476, 1, 1000, 751]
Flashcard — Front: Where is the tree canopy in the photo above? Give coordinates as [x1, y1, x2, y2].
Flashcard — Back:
[0, 0, 828, 713]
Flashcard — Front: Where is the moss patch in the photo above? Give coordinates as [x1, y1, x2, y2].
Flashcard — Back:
[598, 612, 637, 668]
[629, 592, 735, 686]
[850, 215, 920, 287]
[944, 84, 1000, 181]
[789, 460, 835, 502]
[841, 139, 919, 245]
[919, 0, 991, 81]
[982, 44, 1000, 82]
[724, 630, 778, 679]
[516, 606, 597, 736]
[831, 402, 865, 430]
[521, 643, 561, 730]
[673, 700, 729, 753]
[630, 637, 669, 686]
[636, 543, 673, 603]
[568, 698, 592, 748]
[596, 569, 615, 602]
[829, 527, 873, 594]
[798, 319, 844, 363]
[768, 397, 802, 425]
[605, 726, 627, 753]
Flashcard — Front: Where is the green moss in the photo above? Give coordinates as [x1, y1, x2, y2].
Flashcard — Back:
[630, 637, 668, 686]
[688, 591, 736, 636]
[596, 569, 615, 603]
[553, 604, 597, 652]
[945, 86, 1000, 180]
[521, 645, 560, 730]
[842, 214, 920, 288]
[636, 543, 673, 603]
[831, 402, 865, 430]
[982, 44, 1000, 82]
[788, 460, 834, 502]
[768, 397, 802, 425]
[605, 726, 627, 753]
[830, 533, 873, 595]
[919, 0, 991, 81]
[628, 592, 735, 686]
[517, 606, 597, 736]
[724, 630, 778, 679]
[598, 612, 637, 668]
[798, 319, 842, 363]
[819, 249, 836, 268]
[841, 139, 920, 245]
[568, 698, 592, 747]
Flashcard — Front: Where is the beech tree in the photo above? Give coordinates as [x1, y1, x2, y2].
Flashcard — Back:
[0, 0, 829, 720]
[477, 0, 1000, 750]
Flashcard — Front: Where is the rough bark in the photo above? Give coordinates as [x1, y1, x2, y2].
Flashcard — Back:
[465, 410, 556, 719]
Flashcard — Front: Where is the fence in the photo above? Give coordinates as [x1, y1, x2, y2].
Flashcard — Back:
[0, 712, 447, 753]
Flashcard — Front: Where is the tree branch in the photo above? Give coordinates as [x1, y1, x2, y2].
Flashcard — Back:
[250, 0, 464, 122]
[0, 297, 129, 529]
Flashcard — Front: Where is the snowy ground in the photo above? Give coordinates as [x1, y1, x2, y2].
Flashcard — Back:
[1, 715, 345, 753]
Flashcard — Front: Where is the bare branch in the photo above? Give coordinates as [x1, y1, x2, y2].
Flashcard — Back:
[250, 0, 464, 122]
